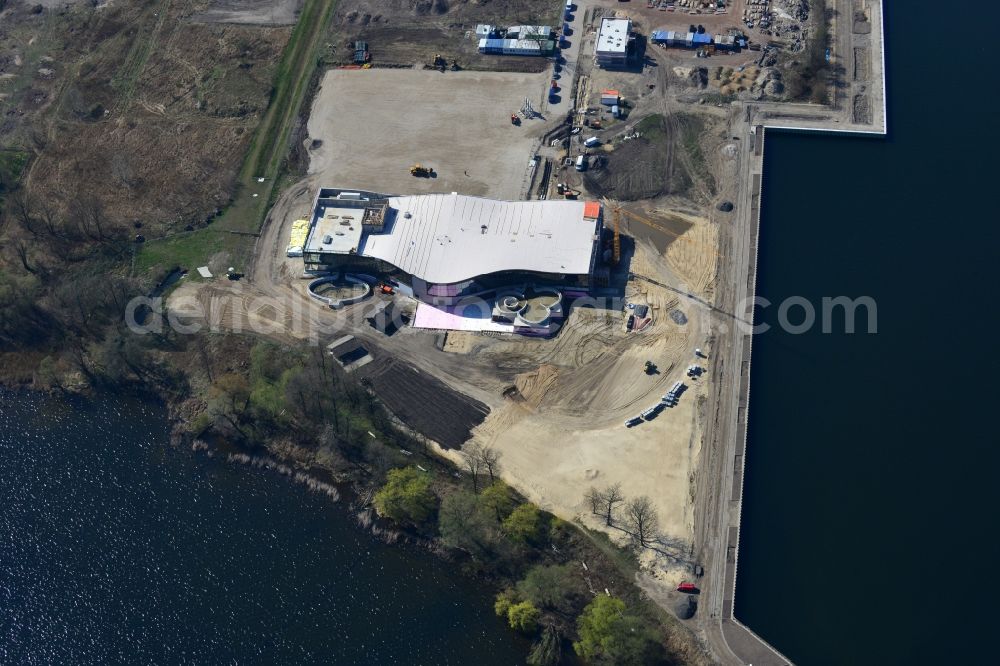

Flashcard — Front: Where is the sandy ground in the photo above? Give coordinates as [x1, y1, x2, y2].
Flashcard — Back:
[305, 68, 552, 200]
[432, 231, 718, 578]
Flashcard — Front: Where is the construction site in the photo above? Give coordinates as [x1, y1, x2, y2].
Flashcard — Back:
[165, 0, 886, 663]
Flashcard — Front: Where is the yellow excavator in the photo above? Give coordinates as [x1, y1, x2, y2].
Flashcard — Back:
[410, 164, 434, 177]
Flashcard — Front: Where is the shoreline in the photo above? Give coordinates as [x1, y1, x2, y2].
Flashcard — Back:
[0, 386, 534, 663]
[696, 1, 888, 663]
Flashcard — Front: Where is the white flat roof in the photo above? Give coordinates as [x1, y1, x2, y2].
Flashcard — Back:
[305, 205, 364, 254]
[360, 193, 600, 285]
[596, 17, 631, 55]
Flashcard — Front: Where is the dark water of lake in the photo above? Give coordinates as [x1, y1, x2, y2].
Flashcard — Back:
[735, 1, 1000, 664]
[0, 389, 528, 664]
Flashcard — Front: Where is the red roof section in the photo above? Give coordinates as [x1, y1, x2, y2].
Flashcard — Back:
[583, 201, 601, 219]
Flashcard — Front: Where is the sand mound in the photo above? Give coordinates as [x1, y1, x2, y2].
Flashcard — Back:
[516, 364, 560, 407]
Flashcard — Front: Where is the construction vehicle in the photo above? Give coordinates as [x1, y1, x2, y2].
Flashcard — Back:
[555, 183, 580, 199]
[644, 360, 657, 375]
[432, 54, 447, 71]
[378, 283, 395, 295]
[511, 113, 521, 126]
[410, 164, 434, 177]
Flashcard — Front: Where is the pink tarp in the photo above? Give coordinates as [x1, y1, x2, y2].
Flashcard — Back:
[412, 303, 514, 333]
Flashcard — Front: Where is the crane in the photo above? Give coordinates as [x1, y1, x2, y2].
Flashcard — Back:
[603, 199, 722, 259]
[612, 207, 622, 265]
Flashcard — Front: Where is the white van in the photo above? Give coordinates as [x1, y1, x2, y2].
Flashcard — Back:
[575, 154, 586, 171]
[584, 136, 601, 148]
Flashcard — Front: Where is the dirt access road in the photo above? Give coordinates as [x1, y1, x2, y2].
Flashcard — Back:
[192, 0, 304, 26]
[306, 68, 552, 200]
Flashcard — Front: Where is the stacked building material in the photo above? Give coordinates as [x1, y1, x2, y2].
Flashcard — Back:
[286, 219, 311, 257]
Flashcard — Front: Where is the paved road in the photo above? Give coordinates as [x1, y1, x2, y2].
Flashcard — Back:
[544, 0, 593, 118]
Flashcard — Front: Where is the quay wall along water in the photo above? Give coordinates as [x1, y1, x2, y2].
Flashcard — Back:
[721, 1, 889, 659]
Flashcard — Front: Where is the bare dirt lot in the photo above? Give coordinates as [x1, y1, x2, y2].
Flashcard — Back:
[306, 68, 551, 199]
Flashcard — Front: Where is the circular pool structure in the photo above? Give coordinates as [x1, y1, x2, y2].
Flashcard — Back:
[308, 274, 372, 309]
[497, 294, 527, 314]
[520, 288, 562, 325]
[493, 287, 563, 327]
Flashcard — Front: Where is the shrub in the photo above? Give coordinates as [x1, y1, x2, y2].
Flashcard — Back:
[527, 625, 563, 666]
[494, 589, 517, 618]
[506, 601, 541, 634]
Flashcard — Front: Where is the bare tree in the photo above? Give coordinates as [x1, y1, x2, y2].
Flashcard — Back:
[12, 238, 36, 274]
[600, 482, 624, 526]
[625, 495, 659, 547]
[208, 374, 253, 441]
[10, 191, 39, 237]
[462, 441, 484, 493]
[478, 445, 502, 483]
[38, 200, 62, 238]
[585, 487, 603, 515]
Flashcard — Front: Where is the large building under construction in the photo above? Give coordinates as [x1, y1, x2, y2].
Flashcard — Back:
[298, 188, 605, 303]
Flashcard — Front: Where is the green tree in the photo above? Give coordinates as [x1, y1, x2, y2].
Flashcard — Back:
[506, 601, 541, 634]
[573, 595, 662, 665]
[439, 489, 496, 555]
[372, 466, 437, 526]
[503, 502, 545, 544]
[517, 564, 587, 615]
[480, 480, 515, 524]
